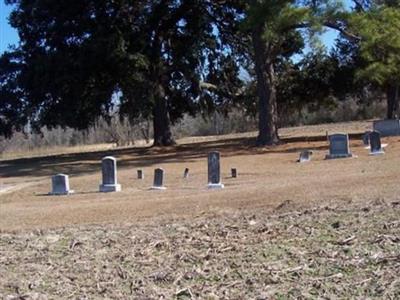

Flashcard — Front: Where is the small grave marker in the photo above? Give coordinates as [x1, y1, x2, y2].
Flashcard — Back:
[231, 168, 237, 178]
[183, 168, 189, 179]
[99, 156, 121, 192]
[51, 174, 74, 195]
[298, 150, 313, 163]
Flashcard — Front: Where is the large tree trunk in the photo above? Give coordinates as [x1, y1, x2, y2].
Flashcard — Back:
[387, 84, 399, 119]
[252, 25, 279, 146]
[152, 82, 175, 147]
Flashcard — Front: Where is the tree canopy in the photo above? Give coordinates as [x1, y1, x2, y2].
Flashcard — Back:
[1, 0, 400, 145]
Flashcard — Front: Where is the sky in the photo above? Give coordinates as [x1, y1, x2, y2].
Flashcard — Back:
[0, 1, 18, 54]
[0, 1, 353, 56]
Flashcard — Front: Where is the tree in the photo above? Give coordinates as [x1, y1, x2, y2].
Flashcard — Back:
[0, 50, 26, 137]
[1, 0, 244, 145]
[240, 0, 358, 145]
[350, 5, 400, 118]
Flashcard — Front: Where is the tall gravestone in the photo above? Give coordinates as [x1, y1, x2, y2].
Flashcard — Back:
[99, 156, 121, 192]
[51, 174, 74, 195]
[151, 168, 166, 190]
[325, 134, 353, 159]
[369, 131, 384, 155]
[208, 151, 224, 189]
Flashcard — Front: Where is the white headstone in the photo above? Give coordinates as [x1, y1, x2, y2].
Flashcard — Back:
[51, 174, 74, 195]
[99, 156, 121, 192]
[298, 150, 313, 163]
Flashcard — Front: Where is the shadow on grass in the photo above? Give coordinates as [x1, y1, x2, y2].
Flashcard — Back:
[1, 133, 362, 179]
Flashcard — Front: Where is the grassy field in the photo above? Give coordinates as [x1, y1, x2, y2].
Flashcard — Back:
[1, 120, 400, 299]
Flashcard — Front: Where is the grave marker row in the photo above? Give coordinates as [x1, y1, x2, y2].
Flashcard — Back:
[50, 152, 230, 195]
[301, 130, 385, 162]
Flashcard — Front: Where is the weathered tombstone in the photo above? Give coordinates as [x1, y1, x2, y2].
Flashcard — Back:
[325, 134, 353, 159]
[208, 151, 224, 189]
[373, 120, 400, 137]
[99, 156, 121, 192]
[231, 168, 237, 178]
[362, 131, 372, 146]
[183, 168, 189, 179]
[369, 131, 384, 155]
[51, 174, 74, 195]
[137, 169, 144, 180]
[298, 150, 313, 163]
[151, 168, 166, 190]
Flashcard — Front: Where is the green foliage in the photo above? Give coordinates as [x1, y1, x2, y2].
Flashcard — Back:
[243, 0, 348, 57]
[351, 6, 400, 85]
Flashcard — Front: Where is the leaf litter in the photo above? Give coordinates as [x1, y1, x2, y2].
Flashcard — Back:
[1, 200, 400, 299]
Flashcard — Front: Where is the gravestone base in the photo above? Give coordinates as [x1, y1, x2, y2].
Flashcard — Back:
[150, 186, 167, 190]
[99, 184, 121, 193]
[208, 183, 225, 189]
[370, 150, 385, 156]
[365, 143, 388, 150]
[50, 190, 74, 196]
[325, 153, 354, 160]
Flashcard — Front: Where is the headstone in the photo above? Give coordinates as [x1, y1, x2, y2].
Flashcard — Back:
[373, 120, 400, 137]
[362, 131, 372, 146]
[151, 168, 166, 190]
[231, 168, 237, 178]
[183, 168, 189, 179]
[298, 150, 313, 163]
[208, 151, 224, 189]
[369, 131, 384, 155]
[99, 156, 121, 192]
[51, 174, 74, 195]
[325, 133, 353, 159]
[137, 169, 144, 179]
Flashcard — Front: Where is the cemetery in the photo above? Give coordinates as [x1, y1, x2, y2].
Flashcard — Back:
[1, 120, 400, 298]
[1, 0, 400, 298]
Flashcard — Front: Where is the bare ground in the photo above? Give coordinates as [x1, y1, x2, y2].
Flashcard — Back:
[1, 120, 400, 299]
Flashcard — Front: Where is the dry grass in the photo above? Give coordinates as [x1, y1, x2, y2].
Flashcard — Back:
[1, 200, 400, 299]
[0, 143, 117, 161]
[0, 119, 372, 161]
[1, 120, 400, 299]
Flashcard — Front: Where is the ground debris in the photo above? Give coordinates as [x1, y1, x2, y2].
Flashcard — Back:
[1, 203, 400, 299]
